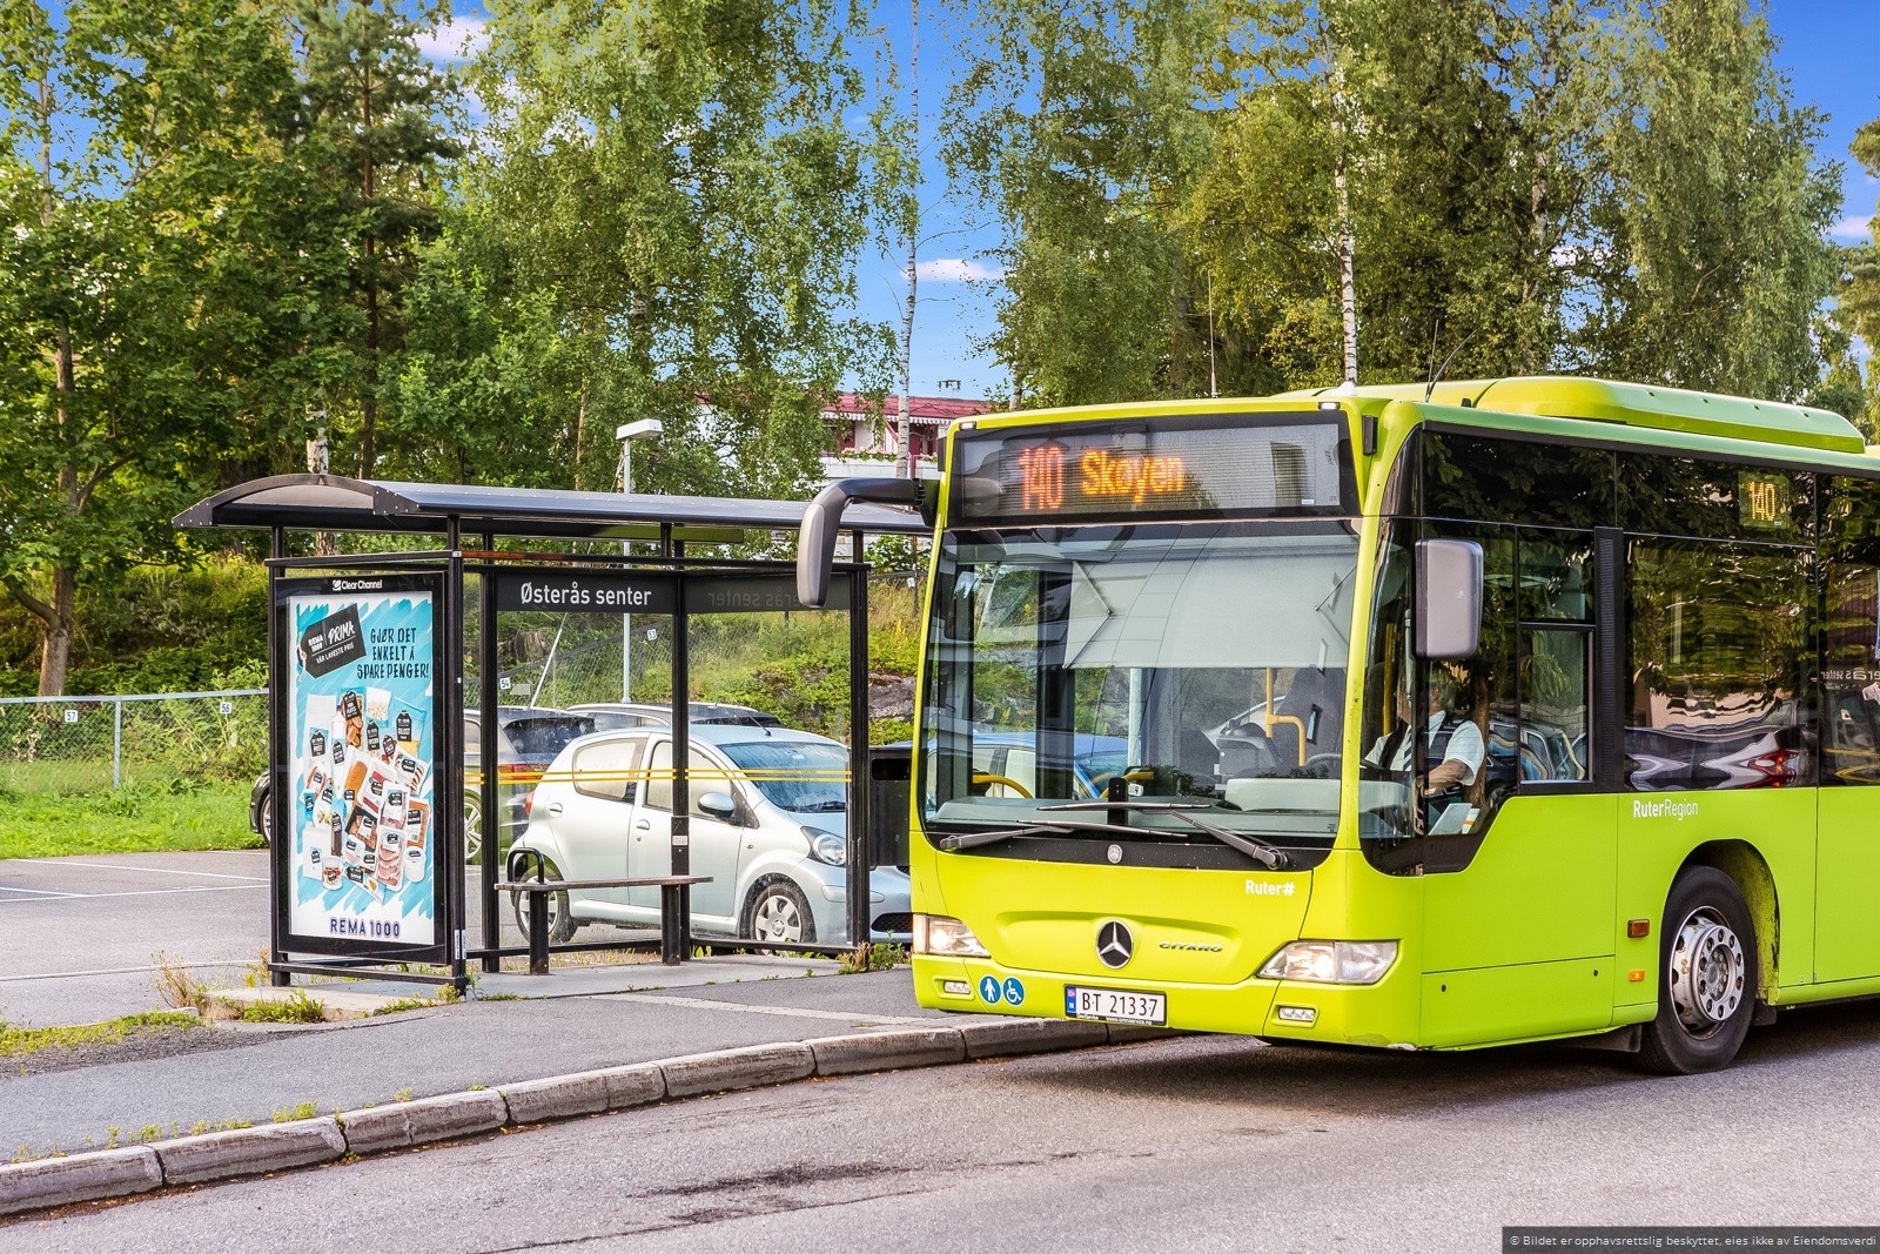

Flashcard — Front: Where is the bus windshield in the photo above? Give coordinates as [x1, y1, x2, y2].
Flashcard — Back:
[921, 522, 1359, 851]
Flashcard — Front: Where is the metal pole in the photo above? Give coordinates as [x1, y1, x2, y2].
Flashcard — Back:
[269, 525, 291, 988]
[669, 541, 689, 963]
[111, 697, 122, 790]
[480, 530, 500, 974]
[847, 534, 870, 950]
[622, 441, 632, 702]
[445, 516, 468, 993]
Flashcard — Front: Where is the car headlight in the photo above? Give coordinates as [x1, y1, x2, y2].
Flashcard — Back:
[1257, 940, 1398, 985]
[913, 914, 989, 958]
[802, 826, 847, 866]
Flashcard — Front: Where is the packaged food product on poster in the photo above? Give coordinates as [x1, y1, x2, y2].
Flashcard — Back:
[344, 758, 368, 800]
[397, 753, 426, 790]
[376, 829, 403, 890]
[322, 861, 342, 890]
[405, 800, 429, 852]
[341, 690, 364, 747]
[366, 721, 381, 753]
[382, 788, 407, 829]
[366, 687, 392, 723]
[309, 729, 327, 760]
[395, 710, 413, 744]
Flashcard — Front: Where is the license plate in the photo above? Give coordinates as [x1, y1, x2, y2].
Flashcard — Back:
[1064, 985, 1166, 1026]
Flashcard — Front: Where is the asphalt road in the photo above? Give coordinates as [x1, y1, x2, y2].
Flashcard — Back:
[17, 998, 1880, 1252]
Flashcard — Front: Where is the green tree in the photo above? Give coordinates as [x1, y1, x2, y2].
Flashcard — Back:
[1572, 0, 1840, 400]
[461, 0, 899, 498]
[0, 0, 297, 694]
[943, 0, 1219, 407]
[290, 0, 461, 481]
[1831, 113, 1880, 435]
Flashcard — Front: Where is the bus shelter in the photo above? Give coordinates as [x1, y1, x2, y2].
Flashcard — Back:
[177, 474, 926, 991]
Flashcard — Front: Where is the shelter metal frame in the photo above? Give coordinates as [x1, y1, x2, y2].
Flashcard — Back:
[179, 474, 924, 991]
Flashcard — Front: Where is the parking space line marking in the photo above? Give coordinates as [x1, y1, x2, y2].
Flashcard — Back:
[18, 859, 267, 882]
[0, 885, 78, 897]
[0, 884, 263, 906]
[601, 992, 934, 1025]
[0, 960, 253, 984]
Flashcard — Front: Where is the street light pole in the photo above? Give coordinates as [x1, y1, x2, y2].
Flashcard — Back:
[616, 419, 663, 702]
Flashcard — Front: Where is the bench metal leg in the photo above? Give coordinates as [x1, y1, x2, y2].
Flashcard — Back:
[528, 893, 550, 975]
[660, 885, 683, 965]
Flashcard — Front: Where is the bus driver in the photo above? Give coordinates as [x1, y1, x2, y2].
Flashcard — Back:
[1363, 669, 1485, 806]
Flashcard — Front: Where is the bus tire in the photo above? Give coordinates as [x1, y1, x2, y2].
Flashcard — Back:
[1636, 866, 1757, 1075]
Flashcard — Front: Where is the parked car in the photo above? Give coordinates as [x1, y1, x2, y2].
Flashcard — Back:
[249, 706, 596, 864]
[570, 702, 784, 732]
[509, 723, 911, 946]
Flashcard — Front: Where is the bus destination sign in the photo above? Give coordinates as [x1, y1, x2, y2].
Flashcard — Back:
[952, 413, 1351, 524]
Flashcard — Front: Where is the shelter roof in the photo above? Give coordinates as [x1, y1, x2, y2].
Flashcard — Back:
[175, 475, 927, 540]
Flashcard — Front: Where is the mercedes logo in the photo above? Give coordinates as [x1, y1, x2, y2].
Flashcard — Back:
[1106, 843, 1122, 865]
[1096, 920, 1134, 968]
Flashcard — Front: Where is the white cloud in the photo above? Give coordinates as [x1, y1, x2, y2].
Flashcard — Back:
[1831, 214, 1872, 240]
[417, 15, 487, 63]
[916, 257, 1005, 283]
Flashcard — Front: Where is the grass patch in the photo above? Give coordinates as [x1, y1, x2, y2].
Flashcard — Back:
[271, 1101, 318, 1123]
[237, 990, 325, 1024]
[0, 1011, 199, 1059]
[0, 780, 259, 860]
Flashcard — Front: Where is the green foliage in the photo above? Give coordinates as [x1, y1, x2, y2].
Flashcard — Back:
[239, 990, 326, 1023]
[0, 1011, 199, 1059]
[459, 0, 901, 498]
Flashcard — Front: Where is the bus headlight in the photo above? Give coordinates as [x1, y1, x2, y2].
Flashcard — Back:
[913, 914, 989, 958]
[1257, 941, 1398, 985]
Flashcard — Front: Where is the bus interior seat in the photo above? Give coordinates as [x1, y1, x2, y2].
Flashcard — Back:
[1266, 669, 1345, 772]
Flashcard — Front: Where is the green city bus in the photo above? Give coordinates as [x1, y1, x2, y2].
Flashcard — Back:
[799, 376, 1880, 1073]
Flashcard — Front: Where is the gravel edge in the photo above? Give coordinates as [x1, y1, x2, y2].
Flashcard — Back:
[0, 1018, 1174, 1218]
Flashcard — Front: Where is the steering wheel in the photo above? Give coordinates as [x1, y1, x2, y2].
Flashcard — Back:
[1303, 753, 1341, 778]
[971, 772, 1034, 799]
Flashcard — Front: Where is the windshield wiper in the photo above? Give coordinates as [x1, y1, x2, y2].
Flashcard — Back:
[1040, 801, 1290, 870]
[936, 822, 1078, 851]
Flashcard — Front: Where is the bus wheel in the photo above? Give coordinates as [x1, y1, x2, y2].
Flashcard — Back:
[1637, 867, 1757, 1075]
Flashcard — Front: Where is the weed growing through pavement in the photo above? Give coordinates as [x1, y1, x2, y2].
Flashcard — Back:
[152, 951, 215, 1017]
[238, 990, 325, 1024]
[394, 1087, 414, 1102]
[243, 945, 272, 989]
[272, 1101, 317, 1123]
[838, 943, 906, 974]
[369, 997, 435, 1017]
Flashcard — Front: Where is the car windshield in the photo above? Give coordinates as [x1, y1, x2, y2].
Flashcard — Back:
[921, 522, 1359, 845]
[503, 716, 596, 759]
[719, 740, 850, 813]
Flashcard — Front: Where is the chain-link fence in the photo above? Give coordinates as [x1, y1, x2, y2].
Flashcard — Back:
[0, 689, 268, 793]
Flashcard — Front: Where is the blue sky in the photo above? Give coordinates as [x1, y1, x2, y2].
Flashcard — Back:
[426, 1, 1880, 401]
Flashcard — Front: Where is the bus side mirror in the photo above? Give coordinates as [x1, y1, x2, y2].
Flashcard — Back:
[1415, 539, 1482, 659]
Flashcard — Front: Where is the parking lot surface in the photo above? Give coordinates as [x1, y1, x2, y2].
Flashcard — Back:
[0, 852, 270, 1027]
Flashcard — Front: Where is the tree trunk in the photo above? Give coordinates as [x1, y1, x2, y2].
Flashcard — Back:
[1324, 30, 1359, 386]
[37, 566, 76, 697]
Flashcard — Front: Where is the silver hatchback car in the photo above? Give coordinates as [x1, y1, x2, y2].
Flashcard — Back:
[510, 723, 911, 946]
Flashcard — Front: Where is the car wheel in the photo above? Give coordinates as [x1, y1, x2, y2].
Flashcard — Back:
[257, 785, 273, 847]
[746, 879, 816, 945]
[511, 861, 577, 945]
[1636, 866, 1757, 1075]
[463, 792, 483, 867]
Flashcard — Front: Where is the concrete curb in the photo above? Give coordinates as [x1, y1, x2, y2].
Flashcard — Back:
[156, 1118, 349, 1187]
[0, 1017, 1174, 1218]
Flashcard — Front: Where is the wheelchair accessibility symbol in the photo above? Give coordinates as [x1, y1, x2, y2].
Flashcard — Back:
[1002, 977, 1025, 1006]
[979, 975, 1002, 1004]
